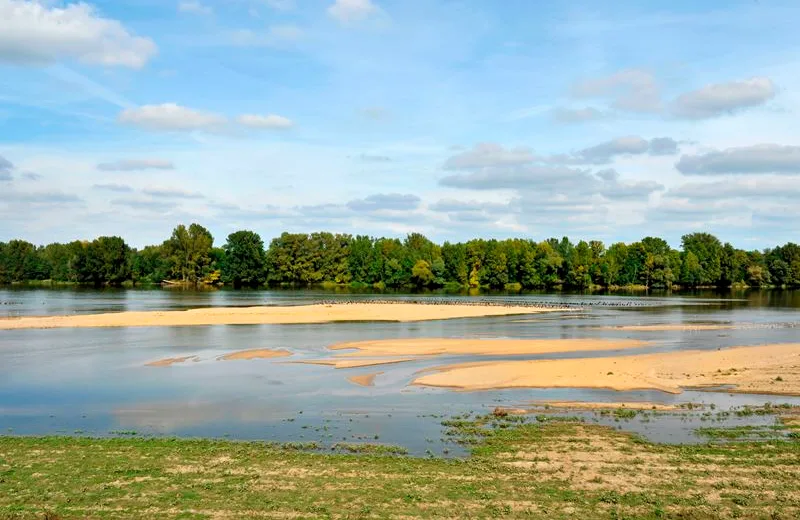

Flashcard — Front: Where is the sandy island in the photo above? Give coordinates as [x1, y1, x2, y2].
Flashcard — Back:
[217, 349, 292, 361]
[347, 372, 383, 387]
[296, 338, 648, 369]
[529, 401, 683, 411]
[0, 303, 566, 330]
[412, 343, 800, 395]
[145, 356, 199, 367]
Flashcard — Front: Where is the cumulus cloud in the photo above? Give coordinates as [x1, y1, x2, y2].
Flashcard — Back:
[572, 136, 679, 164]
[0, 0, 156, 68]
[676, 144, 800, 175]
[328, 0, 378, 23]
[668, 177, 800, 200]
[551, 107, 606, 123]
[296, 204, 353, 219]
[97, 159, 175, 171]
[596, 169, 664, 200]
[428, 199, 511, 214]
[141, 187, 204, 199]
[443, 143, 537, 170]
[571, 69, 661, 113]
[119, 104, 227, 132]
[347, 193, 420, 211]
[238, 114, 294, 129]
[178, 1, 212, 15]
[440, 164, 593, 191]
[93, 183, 134, 193]
[671, 77, 776, 119]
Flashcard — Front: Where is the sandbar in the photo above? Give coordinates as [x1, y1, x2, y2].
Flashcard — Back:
[296, 357, 418, 369]
[218, 349, 291, 361]
[0, 303, 566, 330]
[329, 338, 648, 357]
[412, 343, 800, 395]
[145, 356, 198, 367]
[347, 372, 383, 387]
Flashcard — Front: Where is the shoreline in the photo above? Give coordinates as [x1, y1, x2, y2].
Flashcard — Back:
[0, 302, 568, 330]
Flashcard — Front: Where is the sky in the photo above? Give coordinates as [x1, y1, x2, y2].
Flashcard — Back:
[1, 0, 799, 249]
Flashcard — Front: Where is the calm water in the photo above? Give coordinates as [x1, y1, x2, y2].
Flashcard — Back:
[1, 288, 799, 455]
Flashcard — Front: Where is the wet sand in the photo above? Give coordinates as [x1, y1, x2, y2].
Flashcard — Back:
[329, 338, 649, 357]
[145, 356, 199, 367]
[218, 349, 292, 361]
[347, 372, 383, 387]
[0, 303, 565, 330]
[413, 343, 800, 395]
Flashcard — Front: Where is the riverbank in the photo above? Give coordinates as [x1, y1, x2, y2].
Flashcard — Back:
[1, 415, 798, 519]
[0, 302, 567, 330]
[413, 343, 800, 395]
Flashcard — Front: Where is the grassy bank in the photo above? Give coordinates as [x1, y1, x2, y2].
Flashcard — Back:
[1, 417, 799, 519]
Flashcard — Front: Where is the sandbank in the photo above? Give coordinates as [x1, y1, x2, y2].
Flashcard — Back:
[218, 349, 291, 361]
[347, 372, 383, 387]
[0, 303, 565, 330]
[330, 338, 648, 357]
[145, 356, 198, 367]
[296, 357, 418, 369]
[412, 343, 800, 395]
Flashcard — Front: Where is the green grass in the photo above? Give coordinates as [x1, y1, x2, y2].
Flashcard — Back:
[1, 418, 799, 519]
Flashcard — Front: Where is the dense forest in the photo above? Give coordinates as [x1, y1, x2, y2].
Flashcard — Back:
[0, 224, 798, 289]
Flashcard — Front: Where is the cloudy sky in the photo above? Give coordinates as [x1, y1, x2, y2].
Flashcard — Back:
[1, 0, 799, 249]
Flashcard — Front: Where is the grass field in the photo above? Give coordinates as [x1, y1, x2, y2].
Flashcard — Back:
[1, 414, 799, 519]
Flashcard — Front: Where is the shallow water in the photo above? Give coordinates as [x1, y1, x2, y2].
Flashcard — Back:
[1, 288, 799, 455]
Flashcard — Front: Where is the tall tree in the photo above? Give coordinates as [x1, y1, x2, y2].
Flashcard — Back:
[165, 223, 214, 283]
[221, 230, 266, 288]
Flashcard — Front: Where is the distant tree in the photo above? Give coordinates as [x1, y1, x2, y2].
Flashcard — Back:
[681, 251, 703, 287]
[221, 230, 266, 288]
[165, 223, 214, 283]
[681, 233, 723, 286]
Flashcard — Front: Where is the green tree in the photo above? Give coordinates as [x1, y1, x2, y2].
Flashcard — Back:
[411, 259, 434, 287]
[681, 233, 723, 286]
[165, 223, 214, 283]
[221, 230, 267, 288]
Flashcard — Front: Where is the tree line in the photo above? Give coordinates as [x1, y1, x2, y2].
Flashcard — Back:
[1, 224, 798, 289]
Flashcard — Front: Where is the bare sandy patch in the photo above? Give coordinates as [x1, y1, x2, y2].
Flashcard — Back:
[145, 356, 198, 367]
[0, 303, 567, 330]
[218, 349, 291, 361]
[295, 357, 418, 369]
[330, 338, 648, 357]
[347, 372, 383, 387]
[412, 343, 800, 395]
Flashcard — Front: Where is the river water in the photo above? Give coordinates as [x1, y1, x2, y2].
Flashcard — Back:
[1, 288, 799, 455]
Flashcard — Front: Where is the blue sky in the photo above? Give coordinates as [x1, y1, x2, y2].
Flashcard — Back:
[1, 0, 799, 249]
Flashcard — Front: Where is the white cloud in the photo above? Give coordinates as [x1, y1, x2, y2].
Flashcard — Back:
[443, 143, 537, 170]
[347, 193, 420, 211]
[97, 159, 175, 171]
[141, 187, 204, 199]
[671, 77, 776, 119]
[328, 0, 378, 24]
[676, 144, 800, 175]
[178, 1, 213, 15]
[238, 114, 294, 129]
[571, 69, 661, 113]
[0, 0, 157, 68]
[118, 104, 227, 132]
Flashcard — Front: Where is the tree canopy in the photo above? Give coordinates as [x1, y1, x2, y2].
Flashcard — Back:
[1, 227, 798, 289]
